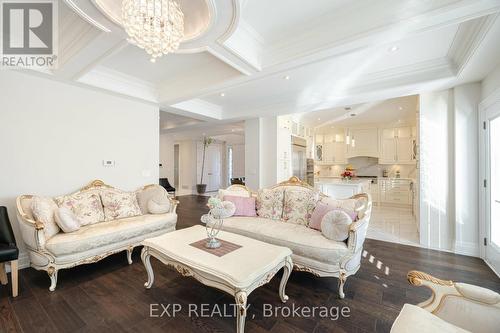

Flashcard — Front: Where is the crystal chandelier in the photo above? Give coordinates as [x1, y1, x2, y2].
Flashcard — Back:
[122, 0, 184, 63]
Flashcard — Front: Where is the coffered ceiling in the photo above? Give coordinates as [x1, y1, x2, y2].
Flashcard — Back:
[30, 1, 500, 126]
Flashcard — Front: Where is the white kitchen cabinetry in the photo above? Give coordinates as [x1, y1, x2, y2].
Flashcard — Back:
[277, 127, 292, 182]
[315, 130, 346, 164]
[379, 179, 412, 205]
[347, 127, 379, 158]
[380, 126, 416, 165]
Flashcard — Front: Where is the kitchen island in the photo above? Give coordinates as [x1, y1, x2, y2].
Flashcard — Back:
[315, 177, 371, 199]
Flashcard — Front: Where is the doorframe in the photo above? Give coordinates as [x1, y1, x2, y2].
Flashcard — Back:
[478, 88, 500, 275]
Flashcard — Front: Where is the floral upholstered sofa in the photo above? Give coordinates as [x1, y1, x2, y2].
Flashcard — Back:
[218, 176, 372, 298]
[16, 180, 178, 291]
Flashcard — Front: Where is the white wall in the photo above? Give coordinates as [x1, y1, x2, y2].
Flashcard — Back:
[177, 140, 197, 195]
[231, 144, 245, 178]
[481, 62, 500, 101]
[419, 83, 481, 256]
[244, 117, 281, 190]
[159, 134, 174, 181]
[0, 71, 159, 266]
[419, 90, 455, 252]
[454, 83, 481, 256]
[245, 119, 260, 190]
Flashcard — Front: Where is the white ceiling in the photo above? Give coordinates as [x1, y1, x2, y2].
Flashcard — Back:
[297, 95, 419, 129]
[30, 0, 500, 129]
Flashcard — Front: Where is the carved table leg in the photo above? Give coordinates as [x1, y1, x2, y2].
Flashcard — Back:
[48, 267, 58, 292]
[235, 291, 247, 333]
[141, 247, 154, 288]
[126, 246, 133, 265]
[279, 256, 293, 303]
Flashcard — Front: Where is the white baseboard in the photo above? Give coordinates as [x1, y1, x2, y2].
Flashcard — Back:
[484, 259, 500, 278]
[453, 241, 480, 257]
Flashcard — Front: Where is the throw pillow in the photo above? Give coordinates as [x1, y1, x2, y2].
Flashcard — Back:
[31, 196, 60, 239]
[136, 185, 167, 215]
[55, 190, 105, 225]
[224, 195, 256, 217]
[54, 207, 82, 233]
[309, 201, 357, 231]
[282, 189, 319, 226]
[147, 190, 171, 214]
[218, 188, 250, 200]
[321, 210, 353, 241]
[256, 188, 284, 220]
[100, 189, 142, 221]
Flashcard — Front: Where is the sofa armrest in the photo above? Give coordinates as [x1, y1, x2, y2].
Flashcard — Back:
[407, 270, 500, 332]
[168, 197, 179, 214]
[16, 195, 46, 250]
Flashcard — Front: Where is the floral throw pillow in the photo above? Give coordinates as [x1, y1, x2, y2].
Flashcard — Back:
[256, 188, 284, 220]
[55, 190, 104, 226]
[283, 189, 319, 226]
[100, 189, 142, 221]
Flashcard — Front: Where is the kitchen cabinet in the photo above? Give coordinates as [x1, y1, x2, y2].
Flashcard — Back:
[380, 126, 416, 165]
[379, 179, 412, 205]
[346, 127, 379, 158]
[314, 130, 346, 164]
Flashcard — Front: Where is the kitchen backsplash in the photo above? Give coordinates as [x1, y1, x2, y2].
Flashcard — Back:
[314, 156, 417, 178]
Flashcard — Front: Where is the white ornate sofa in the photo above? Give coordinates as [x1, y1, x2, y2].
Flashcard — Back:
[219, 176, 372, 298]
[16, 180, 178, 291]
[391, 271, 500, 333]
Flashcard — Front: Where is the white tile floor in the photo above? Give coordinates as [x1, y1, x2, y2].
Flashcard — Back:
[367, 204, 420, 246]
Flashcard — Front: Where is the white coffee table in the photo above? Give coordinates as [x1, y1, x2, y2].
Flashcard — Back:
[141, 225, 293, 333]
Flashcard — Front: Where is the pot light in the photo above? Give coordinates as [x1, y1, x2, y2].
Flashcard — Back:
[220, 93, 225, 97]
[284, 75, 290, 80]
[388, 45, 399, 53]
[398, 106, 403, 110]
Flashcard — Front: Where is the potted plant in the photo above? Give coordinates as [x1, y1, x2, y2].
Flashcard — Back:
[197, 136, 213, 194]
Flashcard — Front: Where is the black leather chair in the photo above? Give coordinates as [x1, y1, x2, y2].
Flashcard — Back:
[0, 206, 19, 297]
[159, 178, 176, 196]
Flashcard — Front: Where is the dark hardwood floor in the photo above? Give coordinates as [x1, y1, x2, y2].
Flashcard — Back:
[1, 195, 499, 333]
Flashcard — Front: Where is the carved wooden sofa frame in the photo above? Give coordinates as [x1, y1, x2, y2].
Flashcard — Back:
[16, 180, 179, 291]
[222, 176, 372, 298]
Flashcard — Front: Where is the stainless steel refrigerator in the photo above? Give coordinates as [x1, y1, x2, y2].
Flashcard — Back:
[292, 136, 314, 185]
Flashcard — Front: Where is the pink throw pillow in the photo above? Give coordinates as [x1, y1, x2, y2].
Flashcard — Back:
[224, 195, 256, 217]
[309, 201, 357, 231]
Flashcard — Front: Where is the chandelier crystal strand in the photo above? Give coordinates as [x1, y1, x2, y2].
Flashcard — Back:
[122, 0, 184, 62]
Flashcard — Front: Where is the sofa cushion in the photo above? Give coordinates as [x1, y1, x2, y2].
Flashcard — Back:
[100, 188, 141, 221]
[222, 217, 349, 265]
[321, 210, 352, 241]
[136, 185, 167, 215]
[390, 304, 470, 333]
[54, 207, 82, 233]
[256, 188, 284, 220]
[147, 189, 171, 214]
[218, 188, 250, 200]
[310, 201, 357, 231]
[31, 196, 60, 239]
[45, 213, 176, 256]
[282, 188, 319, 226]
[224, 195, 256, 217]
[55, 190, 105, 225]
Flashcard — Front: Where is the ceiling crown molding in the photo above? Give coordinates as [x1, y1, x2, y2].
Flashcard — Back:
[447, 14, 498, 77]
[78, 67, 159, 103]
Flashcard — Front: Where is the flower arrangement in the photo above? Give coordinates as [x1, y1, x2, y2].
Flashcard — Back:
[340, 165, 356, 180]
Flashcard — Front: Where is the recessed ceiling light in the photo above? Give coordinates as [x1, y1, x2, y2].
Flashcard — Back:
[284, 75, 290, 80]
[389, 45, 399, 53]
[398, 106, 403, 110]
[220, 93, 225, 97]
[231, 129, 235, 132]
[318, 118, 321, 121]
